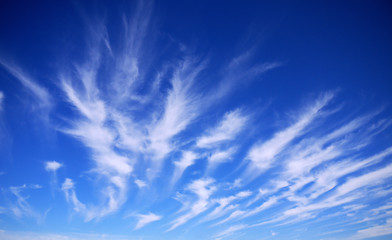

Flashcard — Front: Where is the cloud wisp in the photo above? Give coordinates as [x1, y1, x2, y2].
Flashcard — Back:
[245, 92, 334, 179]
[0, 59, 52, 115]
[134, 212, 162, 230]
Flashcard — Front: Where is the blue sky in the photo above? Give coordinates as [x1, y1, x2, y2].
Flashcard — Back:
[0, 1, 392, 239]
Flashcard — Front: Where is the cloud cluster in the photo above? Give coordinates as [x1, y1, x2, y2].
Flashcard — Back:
[0, 1, 391, 239]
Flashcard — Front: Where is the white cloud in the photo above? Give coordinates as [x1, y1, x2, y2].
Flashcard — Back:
[274, 164, 390, 224]
[285, 144, 341, 179]
[243, 196, 278, 218]
[248, 62, 282, 76]
[214, 224, 248, 240]
[203, 190, 252, 222]
[352, 218, 392, 239]
[111, 111, 145, 153]
[307, 146, 392, 200]
[6, 184, 43, 222]
[216, 196, 277, 225]
[197, 109, 248, 148]
[134, 179, 147, 189]
[214, 44, 282, 100]
[148, 59, 205, 166]
[134, 212, 162, 230]
[230, 179, 243, 189]
[323, 112, 378, 144]
[207, 147, 237, 173]
[335, 163, 392, 198]
[245, 92, 334, 175]
[61, 178, 86, 213]
[172, 151, 198, 184]
[56, 8, 211, 220]
[215, 210, 246, 225]
[60, 74, 132, 220]
[0, 60, 51, 111]
[168, 178, 216, 231]
[44, 161, 62, 172]
[281, 172, 390, 221]
[283, 197, 355, 219]
[282, 111, 385, 181]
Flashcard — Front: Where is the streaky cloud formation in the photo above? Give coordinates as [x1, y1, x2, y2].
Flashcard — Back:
[245, 92, 334, 177]
[214, 224, 248, 240]
[168, 178, 216, 231]
[61, 178, 86, 213]
[134, 212, 162, 230]
[0, 1, 391, 240]
[353, 219, 392, 240]
[196, 109, 248, 149]
[172, 151, 198, 185]
[2, 184, 44, 223]
[0, 59, 52, 112]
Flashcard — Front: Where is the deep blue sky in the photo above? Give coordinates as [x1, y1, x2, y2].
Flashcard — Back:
[0, 1, 392, 239]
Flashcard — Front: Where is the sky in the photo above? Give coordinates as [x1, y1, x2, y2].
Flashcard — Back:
[0, 0, 392, 239]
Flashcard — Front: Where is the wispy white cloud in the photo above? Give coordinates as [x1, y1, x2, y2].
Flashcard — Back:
[203, 190, 252, 222]
[352, 218, 392, 239]
[335, 163, 392, 198]
[245, 92, 334, 176]
[216, 196, 278, 225]
[44, 3, 288, 229]
[283, 111, 385, 180]
[306, 147, 392, 200]
[172, 151, 198, 184]
[244, 196, 278, 218]
[60, 71, 132, 220]
[214, 44, 282, 100]
[207, 96, 392, 233]
[134, 179, 147, 189]
[247, 62, 283, 77]
[168, 178, 216, 231]
[6, 184, 43, 223]
[0, 60, 52, 112]
[279, 164, 392, 223]
[134, 212, 162, 230]
[45, 161, 63, 193]
[256, 151, 391, 227]
[110, 1, 153, 104]
[197, 109, 248, 148]
[214, 224, 248, 240]
[207, 147, 237, 173]
[147, 59, 205, 167]
[61, 178, 86, 213]
[57, 2, 211, 220]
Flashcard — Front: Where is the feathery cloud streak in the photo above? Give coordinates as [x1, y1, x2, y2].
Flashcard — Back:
[0, 59, 51, 111]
